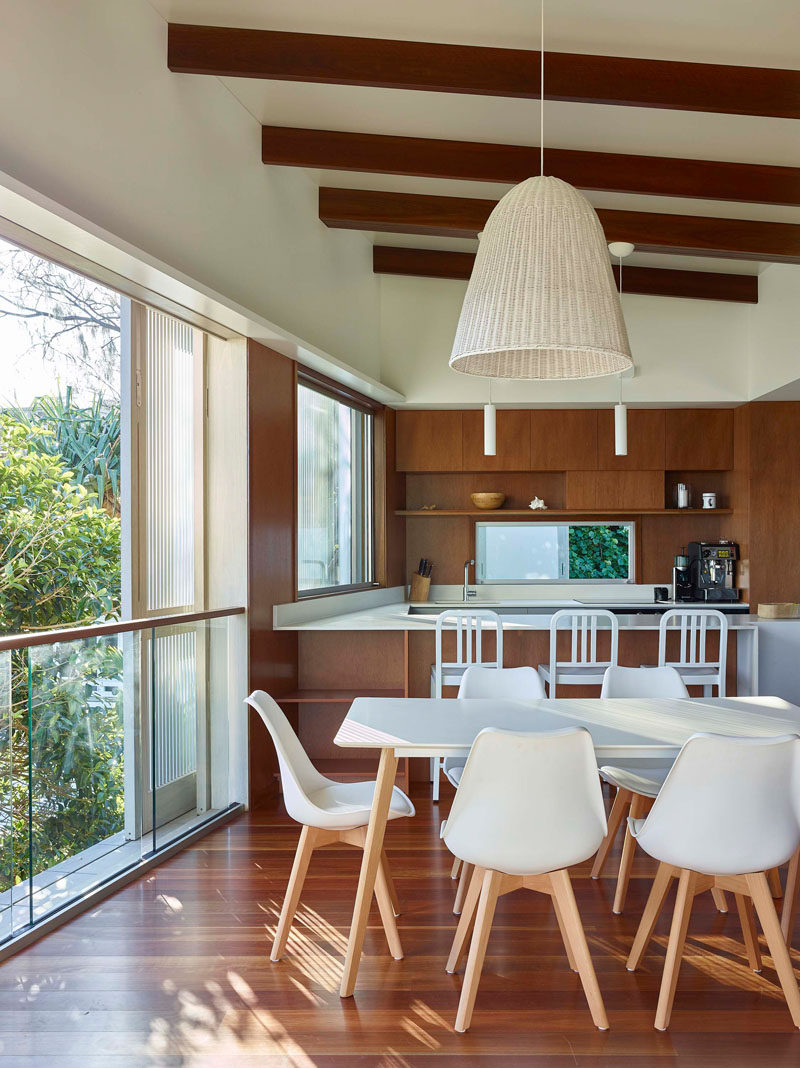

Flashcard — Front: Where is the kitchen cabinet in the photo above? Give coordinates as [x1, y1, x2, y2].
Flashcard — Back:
[598, 409, 665, 470]
[566, 470, 664, 510]
[396, 410, 463, 471]
[462, 409, 531, 471]
[530, 410, 598, 470]
[665, 409, 733, 470]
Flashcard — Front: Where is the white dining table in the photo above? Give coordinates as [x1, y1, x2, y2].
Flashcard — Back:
[333, 694, 800, 997]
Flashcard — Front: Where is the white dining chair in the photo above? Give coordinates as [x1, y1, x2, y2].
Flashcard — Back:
[538, 609, 619, 697]
[591, 666, 704, 915]
[442, 726, 609, 1033]
[429, 609, 503, 801]
[657, 608, 728, 697]
[245, 690, 415, 963]
[444, 665, 546, 913]
[626, 732, 800, 1031]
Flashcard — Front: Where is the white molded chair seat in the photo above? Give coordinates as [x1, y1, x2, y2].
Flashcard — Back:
[538, 609, 620, 697]
[307, 778, 414, 828]
[245, 690, 415, 964]
[442, 726, 609, 1033]
[626, 732, 800, 1031]
[445, 764, 463, 788]
[598, 763, 672, 799]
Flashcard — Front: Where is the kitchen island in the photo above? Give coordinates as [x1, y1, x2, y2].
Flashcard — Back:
[272, 587, 762, 784]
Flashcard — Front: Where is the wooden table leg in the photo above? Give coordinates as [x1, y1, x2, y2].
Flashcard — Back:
[339, 747, 399, 998]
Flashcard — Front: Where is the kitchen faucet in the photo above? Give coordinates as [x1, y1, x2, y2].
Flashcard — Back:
[463, 559, 476, 601]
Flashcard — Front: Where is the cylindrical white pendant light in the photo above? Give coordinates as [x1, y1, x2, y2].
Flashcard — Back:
[483, 402, 497, 456]
[614, 398, 628, 456]
[483, 380, 496, 455]
[608, 241, 635, 456]
[450, 177, 633, 380]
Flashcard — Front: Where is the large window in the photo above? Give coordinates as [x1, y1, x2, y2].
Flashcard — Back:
[476, 522, 634, 583]
[297, 378, 375, 594]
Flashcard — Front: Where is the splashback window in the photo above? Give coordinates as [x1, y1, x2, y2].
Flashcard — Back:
[476, 522, 634, 583]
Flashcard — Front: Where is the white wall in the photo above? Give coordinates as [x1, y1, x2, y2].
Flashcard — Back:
[379, 274, 752, 406]
[748, 264, 800, 400]
[0, 0, 380, 380]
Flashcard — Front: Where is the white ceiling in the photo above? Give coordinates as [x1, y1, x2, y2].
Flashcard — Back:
[150, 0, 800, 275]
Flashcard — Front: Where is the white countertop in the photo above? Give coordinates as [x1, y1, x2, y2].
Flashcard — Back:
[275, 599, 758, 632]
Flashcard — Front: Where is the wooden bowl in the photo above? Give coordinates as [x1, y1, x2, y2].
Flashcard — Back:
[470, 492, 506, 510]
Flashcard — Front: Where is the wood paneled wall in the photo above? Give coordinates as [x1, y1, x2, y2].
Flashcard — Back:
[396, 408, 734, 473]
[247, 341, 298, 807]
[398, 407, 738, 587]
[742, 402, 800, 605]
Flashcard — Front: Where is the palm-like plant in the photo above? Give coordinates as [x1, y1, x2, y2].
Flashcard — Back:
[4, 388, 121, 515]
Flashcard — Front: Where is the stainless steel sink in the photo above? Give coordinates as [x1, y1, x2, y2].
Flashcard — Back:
[407, 605, 558, 616]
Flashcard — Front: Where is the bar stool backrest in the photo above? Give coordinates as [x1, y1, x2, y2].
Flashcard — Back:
[657, 608, 728, 673]
[433, 609, 503, 697]
[549, 608, 620, 679]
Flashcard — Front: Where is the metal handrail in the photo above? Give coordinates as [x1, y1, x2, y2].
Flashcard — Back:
[0, 606, 245, 652]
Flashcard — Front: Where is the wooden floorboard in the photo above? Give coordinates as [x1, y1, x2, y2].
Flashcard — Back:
[0, 787, 798, 1065]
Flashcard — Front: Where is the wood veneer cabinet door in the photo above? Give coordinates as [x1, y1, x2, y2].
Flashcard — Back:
[462, 409, 531, 471]
[396, 410, 463, 471]
[665, 409, 734, 470]
[530, 410, 598, 470]
[566, 470, 664, 510]
[598, 409, 665, 470]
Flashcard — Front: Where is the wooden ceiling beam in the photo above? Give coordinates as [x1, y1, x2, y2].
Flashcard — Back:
[372, 246, 759, 303]
[263, 126, 800, 208]
[168, 24, 800, 120]
[320, 187, 800, 263]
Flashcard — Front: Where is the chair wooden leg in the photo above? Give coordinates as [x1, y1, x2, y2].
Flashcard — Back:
[735, 893, 762, 972]
[381, 849, 401, 916]
[591, 787, 632, 880]
[549, 868, 609, 1030]
[446, 865, 484, 974]
[627, 861, 676, 972]
[768, 867, 784, 899]
[454, 869, 503, 1033]
[271, 825, 317, 962]
[552, 891, 578, 972]
[654, 868, 698, 1031]
[453, 862, 474, 915]
[613, 792, 647, 915]
[710, 888, 729, 913]
[746, 871, 800, 1029]
[781, 846, 800, 946]
[451, 856, 463, 880]
[374, 859, 404, 960]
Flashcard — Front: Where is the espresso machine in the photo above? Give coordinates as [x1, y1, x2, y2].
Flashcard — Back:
[688, 540, 740, 601]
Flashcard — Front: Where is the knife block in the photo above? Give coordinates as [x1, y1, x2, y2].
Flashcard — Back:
[409, 573, 431, 602]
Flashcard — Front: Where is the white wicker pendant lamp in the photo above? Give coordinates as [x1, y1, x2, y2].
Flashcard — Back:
[450, 4, 634, 382]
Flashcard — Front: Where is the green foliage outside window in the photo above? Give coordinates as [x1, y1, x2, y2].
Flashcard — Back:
[569, 524, 630, 580]
[0, 410, 122, 893]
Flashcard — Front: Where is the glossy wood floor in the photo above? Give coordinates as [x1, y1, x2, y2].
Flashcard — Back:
[2, 785, 799, 1067]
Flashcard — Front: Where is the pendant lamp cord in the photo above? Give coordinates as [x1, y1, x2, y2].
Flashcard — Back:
[540, 0, 545, 176]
